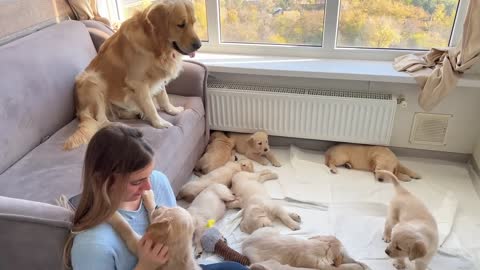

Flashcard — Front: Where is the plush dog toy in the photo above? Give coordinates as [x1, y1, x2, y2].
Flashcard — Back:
[200, 227, 250, 266]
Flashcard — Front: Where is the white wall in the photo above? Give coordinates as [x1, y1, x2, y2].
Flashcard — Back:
[209, 72, 480, 154]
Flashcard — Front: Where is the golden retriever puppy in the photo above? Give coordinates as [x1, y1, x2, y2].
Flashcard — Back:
[195, 131, 236, 175]
[177, 160, 254, 202]
[243, 228, 368, 270]
[380, 170, 438, 270]
[250, 259, 367, 270]
[325, 144, 421, 182]
[228, 131, 281, 167]
[228, 171, 301, 233]
[187, 183, 236, 257]
[64, 0, 202, 150]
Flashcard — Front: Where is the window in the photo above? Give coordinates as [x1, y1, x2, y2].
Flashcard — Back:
[101, 0, 467, 60]
[219, 0, 325, 46]
[337, 0, 460, 50]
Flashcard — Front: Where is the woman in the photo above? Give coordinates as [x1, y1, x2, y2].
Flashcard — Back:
[63, 124, 247, 270]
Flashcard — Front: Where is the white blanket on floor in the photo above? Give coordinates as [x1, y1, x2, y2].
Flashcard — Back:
[195, 146, 479, 269]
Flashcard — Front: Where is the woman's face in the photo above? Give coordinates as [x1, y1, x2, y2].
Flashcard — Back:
[123, 161, 154, 202]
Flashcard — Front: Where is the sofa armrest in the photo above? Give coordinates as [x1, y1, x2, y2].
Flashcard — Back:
[0, 196, 73, 269]
[166, 60, 208, 100]
[81, 20, 115, 52]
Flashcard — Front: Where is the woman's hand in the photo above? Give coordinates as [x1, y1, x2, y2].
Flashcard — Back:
[135, 235, 169, 270]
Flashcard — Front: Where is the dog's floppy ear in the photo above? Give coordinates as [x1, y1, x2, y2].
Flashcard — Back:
[409, 240, 427, 261]
[146, 219, 172, 243]
[145, 3, 169, 37]
[248, 135, 256, 146]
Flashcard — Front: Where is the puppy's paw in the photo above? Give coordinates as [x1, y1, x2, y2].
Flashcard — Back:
[382, 234, 391, 243]
[344, 162, 353, 169]
[289, 222, 301, 231]
[289, 213, 302, 223]
[151, 118, 173, 129]
[259, 159, 269, 166]
[393, 261, 406, 270]
[329, 167, 338, 174]
[165, 105, 184, 115]
[271, 160, 282, 167]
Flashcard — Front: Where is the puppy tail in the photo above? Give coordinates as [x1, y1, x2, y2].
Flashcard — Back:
[63, 113, 102, 150]
[397, 163, 421, 179]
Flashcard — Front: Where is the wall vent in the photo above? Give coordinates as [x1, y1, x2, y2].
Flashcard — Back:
[409, 113, 451, 146]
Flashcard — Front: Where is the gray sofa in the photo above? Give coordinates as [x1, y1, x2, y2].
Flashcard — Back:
[0, 20, 208, 269]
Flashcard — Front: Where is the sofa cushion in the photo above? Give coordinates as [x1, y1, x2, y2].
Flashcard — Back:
[0, 95, 205, 204]
[0, 20, 96, 174]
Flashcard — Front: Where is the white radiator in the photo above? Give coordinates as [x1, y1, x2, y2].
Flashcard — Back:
[207, 81, 397, 145]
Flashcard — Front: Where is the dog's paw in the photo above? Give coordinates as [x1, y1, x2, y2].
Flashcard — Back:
[151, 118, 173, 129]
[393, 260, 406, 270]
[344, 162, 353, 169]
[289, 222, 301, 231]
[271, 160, 282, 167]
[330, 168, 338, 174]
[166, 106, 184, 115]
[382, 234, 391, 243]
[289, 213, 302, 223]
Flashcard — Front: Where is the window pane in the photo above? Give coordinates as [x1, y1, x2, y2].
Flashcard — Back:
[220, 0, 325, 46]
[120, 0, 208, 41]
[337, 0, 459, 50]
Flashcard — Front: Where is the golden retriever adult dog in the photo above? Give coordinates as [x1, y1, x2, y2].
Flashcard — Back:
[325, 144, 421, 182]
[64, 0, 201, 150]
[177, 159, 254, 202]
[243, 228, 369, 270]
[187, 183, 236, 256]
[379, 170, 438, 270]
[195, 131, 236, 175]
[228, 171, 301, 233]
[228, 131, 281, 167]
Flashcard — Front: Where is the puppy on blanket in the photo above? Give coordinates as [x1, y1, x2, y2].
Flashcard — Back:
[228, 171, 301, 233]
[195, 131, 235, 175]
[325, 143, 421, 182]
[178, 159, 254, 202]
[244, 228, 369, 270]
[228, 131, 281, 167]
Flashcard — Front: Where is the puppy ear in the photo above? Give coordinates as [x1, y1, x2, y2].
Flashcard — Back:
[146, 219, 171, 243]
[248, 135, 255, 146]
[409, 241, 427, 261]
[145, 3, 169, 36]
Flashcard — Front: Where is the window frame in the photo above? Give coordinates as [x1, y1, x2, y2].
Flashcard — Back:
[100, 0, 470, 61]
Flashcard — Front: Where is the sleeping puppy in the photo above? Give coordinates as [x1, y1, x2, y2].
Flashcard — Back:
[195, 131, 235, 175]
[228, 131, 281, 167]
[325, 144, 421, 182]
[379, 170, 438, 270]
[243, 228, 368, 270]
[177, 159, 254, 202]
[228, 171, 301, 233]
[64, 0, 202, 150]
[187, 183, 236, 257]
[250, 260, 367, 270]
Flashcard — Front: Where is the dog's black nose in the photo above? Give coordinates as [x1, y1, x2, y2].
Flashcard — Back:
[155, 205, 160, 209]
[385, 249, 390, 255]
[264, 148, 268, 152]
[192, 41, 202, 50]
[378, 178, 384, 182]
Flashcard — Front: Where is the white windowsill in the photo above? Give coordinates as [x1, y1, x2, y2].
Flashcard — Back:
[191, 53, 479, 88]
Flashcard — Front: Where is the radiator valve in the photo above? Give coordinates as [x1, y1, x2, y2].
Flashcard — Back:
[397, 96, 408, 108]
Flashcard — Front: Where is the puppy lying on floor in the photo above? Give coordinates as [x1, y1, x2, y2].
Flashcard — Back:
[108, 193, 201, 270]
[379, 170, 438, 270]
[195, 131, 235, 175]
[228, 171, 301, 233]
[243, 228, 369, 270]
[250, 259, 367, 270]
[325, 143, 421, 182]
[187, 183, 236, 257]
[228, 131, 281, 167]
[178, 159, 254, 202]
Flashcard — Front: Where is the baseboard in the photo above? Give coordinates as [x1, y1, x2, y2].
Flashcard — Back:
[468, 158, 480, 197]
[267, 135, 470, 163]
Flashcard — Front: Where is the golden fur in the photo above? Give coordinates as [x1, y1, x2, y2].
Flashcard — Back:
[243, 228, 368, 270]
[64, 0, 201, 150]
[177, 160, 254, 202]
[325, 144, 421, 182]
[187, 183, 236, 256]
[379, 170, 438, 270]
[228, 171, 301, 233]
[228, 131, 281, 167]
[250, 259, 368, 270]
[195, 131, 235, 175]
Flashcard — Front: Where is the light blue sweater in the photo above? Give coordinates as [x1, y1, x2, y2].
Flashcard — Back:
[71, 171, 177, 270]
